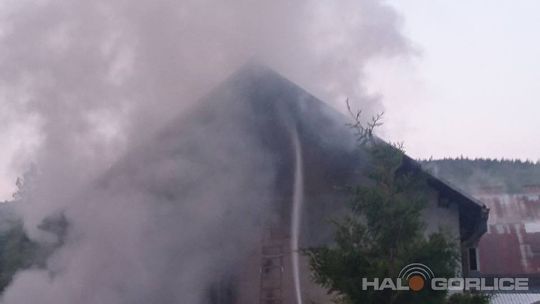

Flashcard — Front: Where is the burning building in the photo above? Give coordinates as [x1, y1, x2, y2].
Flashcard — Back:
[95, 64, 487, 303]
[0, 64, 489, 304]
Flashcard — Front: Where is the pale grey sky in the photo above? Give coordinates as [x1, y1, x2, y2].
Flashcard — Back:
[1, 1, 539, 200]
[374, 0, 540, 161]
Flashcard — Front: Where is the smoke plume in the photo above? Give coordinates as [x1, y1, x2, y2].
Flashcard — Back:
[0, 0, 410, 303]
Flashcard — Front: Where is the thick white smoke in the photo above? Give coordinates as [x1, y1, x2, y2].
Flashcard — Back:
[0, 0, 410, 303]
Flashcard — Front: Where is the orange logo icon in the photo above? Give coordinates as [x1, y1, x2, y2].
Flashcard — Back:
[398, 263, 434, 292]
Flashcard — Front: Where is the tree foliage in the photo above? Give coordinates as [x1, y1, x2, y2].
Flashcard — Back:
[447, 293, 490, 304]
[0, 218, 38, 292]
[0, 168, 67, 294]
[304, 105, 488, 304]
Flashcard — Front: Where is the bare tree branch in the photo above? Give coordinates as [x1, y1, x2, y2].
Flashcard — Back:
[345, 98, 384, 146]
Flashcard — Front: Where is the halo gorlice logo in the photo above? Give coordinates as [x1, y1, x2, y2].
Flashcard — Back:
[398, 263, 434, 291]
[361, 263, 434, 292]
[361, 263, 529, 292]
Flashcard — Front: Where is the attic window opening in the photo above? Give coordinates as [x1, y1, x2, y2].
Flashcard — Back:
[468, 247, 479, 272]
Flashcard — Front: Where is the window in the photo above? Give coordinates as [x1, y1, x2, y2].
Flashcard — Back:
[468, 247, 479, 272]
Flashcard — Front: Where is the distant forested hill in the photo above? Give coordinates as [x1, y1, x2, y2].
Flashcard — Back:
[421, 158, 540, 193]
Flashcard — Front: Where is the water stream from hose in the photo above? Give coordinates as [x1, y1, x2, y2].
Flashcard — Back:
[291, 127, 304, 304]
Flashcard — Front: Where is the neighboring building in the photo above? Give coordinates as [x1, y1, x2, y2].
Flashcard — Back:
[471, 186, 540, 304]
[490, 293, 540, 304]
[421, 160, 540, 302]
[476, 185, 540, 276]
[104, 64, 489, 304]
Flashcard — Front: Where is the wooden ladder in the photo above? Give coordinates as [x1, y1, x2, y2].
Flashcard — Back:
[259, 226, 287, 304]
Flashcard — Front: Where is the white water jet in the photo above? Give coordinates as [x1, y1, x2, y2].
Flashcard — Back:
[291, 127, 304, 304]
